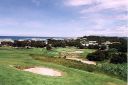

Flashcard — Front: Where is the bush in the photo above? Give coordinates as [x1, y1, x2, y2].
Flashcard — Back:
[87, 50, 106, 61]
[46, 44, 52, 50]
[110, 53, 127, 64]
[88, 45, 99, 49]
[100, 45, 106, 50]
[97, 63, 127, 80]
[76, 43, 85, 49]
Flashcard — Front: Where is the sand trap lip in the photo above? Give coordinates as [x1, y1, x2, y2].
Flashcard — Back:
[23, 67, 63, 77]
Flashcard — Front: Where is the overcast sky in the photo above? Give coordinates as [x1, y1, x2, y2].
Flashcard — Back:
[0, 0, 127, 37]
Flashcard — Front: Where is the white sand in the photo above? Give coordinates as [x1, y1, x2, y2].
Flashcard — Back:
[23, 67, 62, 77]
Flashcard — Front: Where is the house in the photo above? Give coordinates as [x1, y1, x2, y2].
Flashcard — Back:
[0, 39, 14, 43]
[88, 41, 98, 45]
[80, 38, 87, 46]
[102, 41, 112, 45]
[111, 42, 121, 44]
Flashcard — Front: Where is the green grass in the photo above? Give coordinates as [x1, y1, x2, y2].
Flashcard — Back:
[0, 47, 126, 85]
[80, 49, 96, 57]
[41, 47, 85, 57]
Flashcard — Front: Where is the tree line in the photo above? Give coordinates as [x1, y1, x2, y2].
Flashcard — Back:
[0, 36, 127, 52]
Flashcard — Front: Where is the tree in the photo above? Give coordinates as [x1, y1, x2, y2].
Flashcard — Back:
[100, 45, 107, 50]
[87, 50, 106, 61]
[46, 44, 52, 50]
[110, 53, 127, 64]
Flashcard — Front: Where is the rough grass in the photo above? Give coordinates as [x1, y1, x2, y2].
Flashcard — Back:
[0, 47, 126, 85]
[97, 63, 127, 80]
[80, 49, 96, 58]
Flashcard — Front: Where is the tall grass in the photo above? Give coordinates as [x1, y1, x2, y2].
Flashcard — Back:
[97, 63, 127, 80]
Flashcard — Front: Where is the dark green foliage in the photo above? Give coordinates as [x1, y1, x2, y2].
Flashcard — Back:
[110, 53, 127, 64]
[47, 39, 66, 47]
[13, 40, 30, 47]
[83, 35, 125, 43]
[100, 45, 106, 50]
[86, 50, 106, 61]
[13, 40, 46, 48]
[76, 43, 85, 49]
[46, 44, 52, 50]
[109, 38, 127, 52]
[31, 40, 46, 47]
[88, 45, 99, 49]
[65, 39, 81, 47]
[1, 41, 13, 46]
[86, 48, 127, 63]
[109, 43, 127, 52]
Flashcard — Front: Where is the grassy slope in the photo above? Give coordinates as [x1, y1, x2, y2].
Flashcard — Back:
[80, 49, 96, 58]
[0, 47, 126, 85]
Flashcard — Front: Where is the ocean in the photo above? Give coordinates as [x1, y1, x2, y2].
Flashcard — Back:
[0, 36, 71, 41]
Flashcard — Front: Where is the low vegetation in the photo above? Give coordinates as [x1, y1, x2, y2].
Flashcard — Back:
[97, 63, 127, 80]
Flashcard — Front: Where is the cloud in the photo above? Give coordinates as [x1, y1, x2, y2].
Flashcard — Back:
[65, 0, 127, 13]
[65, 0, 93, 6]
[80, 0, 127, 13]
[79, 26, 128, 37]
[78, 14, 128, 37]
[108, 15, 128, 21]
[31, 0, 41, 6]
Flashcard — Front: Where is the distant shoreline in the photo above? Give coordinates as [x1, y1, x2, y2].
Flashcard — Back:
[0, 36, 73, 41]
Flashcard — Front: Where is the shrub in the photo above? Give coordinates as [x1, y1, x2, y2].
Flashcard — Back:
[46, 44, 52, 50]
[110, 53, 127, 64]
[88, 45, 99, 49]
[100, 45, 106, 50]
[86, 50, 106, 61]
[76, 43, 85, 49]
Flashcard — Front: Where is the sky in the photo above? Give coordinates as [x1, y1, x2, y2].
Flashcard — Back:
[0, 0, 127, 37]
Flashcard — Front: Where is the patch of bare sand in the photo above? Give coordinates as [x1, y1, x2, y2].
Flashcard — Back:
[23, 67, 63, 77]
[66, 58, 96, 65]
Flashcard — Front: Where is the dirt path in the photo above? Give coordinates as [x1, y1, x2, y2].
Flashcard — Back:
[66, 58, 96, 65]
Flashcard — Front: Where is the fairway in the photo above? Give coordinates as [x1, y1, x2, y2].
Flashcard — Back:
[0, 47, 126, 85]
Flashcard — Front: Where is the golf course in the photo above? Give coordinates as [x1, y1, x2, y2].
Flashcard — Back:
[0, 47, 126, 85]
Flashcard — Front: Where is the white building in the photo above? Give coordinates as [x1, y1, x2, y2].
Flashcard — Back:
[88, 41, 98, 45]
[102, 41, 112, 45]
[0, 39, 14, 43]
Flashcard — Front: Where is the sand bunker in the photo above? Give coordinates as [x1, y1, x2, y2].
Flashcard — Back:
[23, 67, 62, 77]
